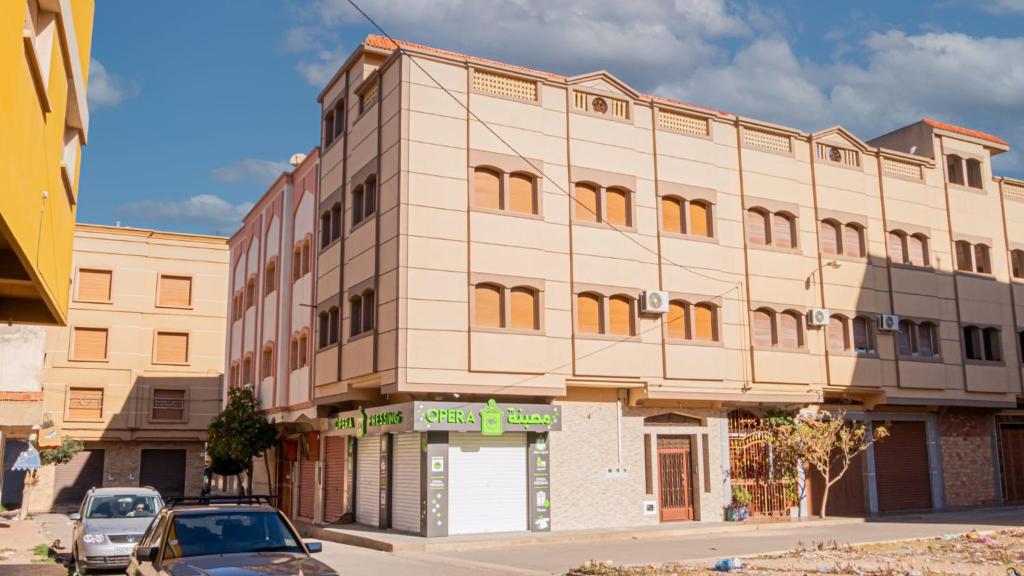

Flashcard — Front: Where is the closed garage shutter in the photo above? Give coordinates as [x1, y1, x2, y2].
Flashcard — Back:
[323, 436, 347, 523]
[299, 457, 316, 520]
[53, 449, 105, 508]
[448, 433, 526, 535]
[1000, 425, 1024, 502]
[140, 449, 187, 499]
[391, 433, 421, 534]
[356, 436, 381, 527]
[874, 421, 932, 512]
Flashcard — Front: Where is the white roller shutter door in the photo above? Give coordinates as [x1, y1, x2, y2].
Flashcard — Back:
[448, 432, 527, 535]
[356, 436, 381, 527]
[391, 433, 421, 533]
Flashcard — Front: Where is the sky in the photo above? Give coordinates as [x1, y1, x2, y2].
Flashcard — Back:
[81, 0, 1024, 235]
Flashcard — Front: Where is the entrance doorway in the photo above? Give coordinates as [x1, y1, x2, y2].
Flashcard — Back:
[277, 441, 297, 518]
[657, 436, 693, 521]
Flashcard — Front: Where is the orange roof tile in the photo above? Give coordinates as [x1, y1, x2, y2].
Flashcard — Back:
[922, 118, 1007, 146]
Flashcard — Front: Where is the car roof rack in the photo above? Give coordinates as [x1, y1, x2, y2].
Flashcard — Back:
[164, 495, 276, 509]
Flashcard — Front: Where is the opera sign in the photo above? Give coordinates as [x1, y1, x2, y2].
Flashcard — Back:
[416, 399, 561, 434]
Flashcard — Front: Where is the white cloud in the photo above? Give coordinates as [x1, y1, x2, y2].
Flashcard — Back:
[87, 59, 139, 109]
[982, 0, 1024, 13]
[296, 48, 348, 86]
[210, 158, 291, 184]
[117, 194, 254, 235]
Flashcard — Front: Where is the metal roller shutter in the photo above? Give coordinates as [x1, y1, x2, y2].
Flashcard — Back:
[323, 436, 347, 522]
[448, 433, 526, 535]
[1000, 425, 1024, 502]
[355, 437, 380, 527]
[391, 433, 421, 534]
[53, 449, 104, 508]
[299, 457, 316, 520]
[874, 421, 932, 512]
[139, 449, 187, 499]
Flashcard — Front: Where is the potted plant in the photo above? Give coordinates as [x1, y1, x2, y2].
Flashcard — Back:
[726, 486, 752, 521]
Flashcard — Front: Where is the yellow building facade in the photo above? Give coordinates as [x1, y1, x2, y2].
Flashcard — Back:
[0, 0, 94, 325]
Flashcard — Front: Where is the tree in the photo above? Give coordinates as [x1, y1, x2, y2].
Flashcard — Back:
[38, 438, 83, 465]
[207, 386, 277, 495]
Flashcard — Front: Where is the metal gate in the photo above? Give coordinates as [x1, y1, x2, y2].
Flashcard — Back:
[140, 449, 187, 499]
[1000, 424, 1024, 502]
[874, 421, 932, 512]
[322, 436, 347, 523]
[657, 436, 693, 521]
[728, 411, 798, 517]
[53, 449, 104, 509]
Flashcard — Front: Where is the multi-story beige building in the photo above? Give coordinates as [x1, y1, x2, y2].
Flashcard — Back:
[25, 224, 228, 512]
[231, 35, 1024, 537]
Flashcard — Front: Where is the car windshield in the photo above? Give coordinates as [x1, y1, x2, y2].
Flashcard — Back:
[86, 495, 162, 519]
[164, 511, 302, 558]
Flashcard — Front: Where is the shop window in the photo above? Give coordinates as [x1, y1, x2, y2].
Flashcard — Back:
[746, 208, 770, 246]
[510, 287, 539, 330]
[575, 183, 599, 222]
[608, 295, 634, 336]
[577, 292, 603, 334]
[667, 300, 689, 340]
[828, 315, 849, 352]
[821, 220, 841, 256]
[475, 168, 501, 210]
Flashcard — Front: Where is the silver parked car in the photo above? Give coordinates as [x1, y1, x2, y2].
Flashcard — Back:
[71, 486, 164, 575]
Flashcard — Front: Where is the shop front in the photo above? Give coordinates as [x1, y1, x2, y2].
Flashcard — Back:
[327, 399, 561, 537]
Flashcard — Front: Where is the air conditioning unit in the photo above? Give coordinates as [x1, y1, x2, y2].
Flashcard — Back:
[878, 314, 900, 332]
[639, 290, 669, 315]
[806, 308, 831, 327]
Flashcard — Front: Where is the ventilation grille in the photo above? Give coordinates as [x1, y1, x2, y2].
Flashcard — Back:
[573, 90, 630, 120]
[815, 143, 860, 168]
[882, 157, 923, 181]
[743, 128, 791, 153]
[473, 69, 538, 102]
[658, 110, 710, 137]
[574, 91, 588, 111]
[1004, 181, 1024, 202]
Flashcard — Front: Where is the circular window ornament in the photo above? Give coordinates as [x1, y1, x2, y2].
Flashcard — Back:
[591, 97, 608, 114]
[828, 147, 842, 162]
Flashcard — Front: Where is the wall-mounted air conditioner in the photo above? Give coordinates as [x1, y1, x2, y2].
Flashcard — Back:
[639, 290, 669, 315]
[878, 314, 900, 332]
[807, 308, 831, 327]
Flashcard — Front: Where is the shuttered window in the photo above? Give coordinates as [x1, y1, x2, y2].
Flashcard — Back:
[778, 312, 801, 348]
[152, 389, 185, 420]
[897, 321, 914, 355]
[299, 333, 308, 367]
[828, 316, 848, 352]
[820, 221, 840, 255]
[908, 235, 927, 267]
[265, 261, 277, 295]
[475, 168, 501, 210]
[955, 241, 973, 271]
[605, 188, 629, 226]
[242, 356, 252, 384]
[77, 269, 112, 302]
[361, 291, 375, 332]
[694, 303, 716, 341]
[577, 293, 602, 334]
[667, 301, 688, 339]
[72, 327, 108, 360]
[773, 213, 795, 248]
[888, 232, 906, 263]
[662, 197, 684, 234]
[752, 309, 773, 347]
[1012, 250, 1024, 279]
[608, 295, 632, 336]
[689, 201, 711, 237]
[509, 173, 536, 214]
[974, 244, 992, 274]
[853, 317, 873, 352]
[575, 184, 599, 222]
[155, 332, 189, 364]
[844, 225, 864, 257]
[262, 346, 273, 377]
[475, 284, 503, 327]
[68, 387, 103, 420]
[747, 209, 769, 246]
[510, 287, 537, 330]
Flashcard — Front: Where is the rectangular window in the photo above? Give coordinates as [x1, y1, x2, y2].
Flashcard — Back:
[152, 389, 186, 421]
[68, 387, 103, 420]
[72, 327, 108, 361]
[158, 275, 193, 308]
[262, 347, 273, 376]
[77, 269, 112, 302]
[155, 332, 189, 364]
[359, 80, 378, 114]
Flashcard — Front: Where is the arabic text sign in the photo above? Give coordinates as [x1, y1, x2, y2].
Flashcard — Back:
[413, 400, 561, 433]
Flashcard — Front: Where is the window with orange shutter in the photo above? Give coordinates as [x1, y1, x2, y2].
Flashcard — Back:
[577, 293, 602, 334]
[661, 197, 684, 234]
[752, 309, 774, 347]
[605, 188, 629, 226]
[510, 287, 538, 330]
[265, 261, 277, 295]
[68, 387, 103, 419]
[820, 221, 840, 255]
[608, 295, 632, 336]
[667, 300, 688, 339]
[908, 235, 927, 267]
[575, 184, 599, 222]
[155, 332, 189, 364]
[778, 312, 801, 348]
[689, 201, 711, 237]
[152, 389, 185, 421]
[509, 173, 536, 214]
[747, 209, 769, 246]
[773, 213, 795, 248]
[843, 224, 864, 257]
[828, 316, 848, 352]
[694, 303, 716, 341]
[77, 269, 112, 302]
[955, 241, 973, 271]
[474, 168, 501, 210]
[888, 231, 906, 264]
[474, 284, 503, 328]
[72, 327, 108, 360]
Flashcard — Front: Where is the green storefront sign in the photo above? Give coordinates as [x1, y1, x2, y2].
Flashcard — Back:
[329, 399, 561, 437]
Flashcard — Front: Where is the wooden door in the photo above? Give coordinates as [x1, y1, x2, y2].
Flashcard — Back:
[1000, 425, 1024, 502]
[657, 436, 693, 521]
[278, 441, 296, 518]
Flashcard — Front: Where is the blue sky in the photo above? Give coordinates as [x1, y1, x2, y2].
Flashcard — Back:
[82, 0, 1024, 235]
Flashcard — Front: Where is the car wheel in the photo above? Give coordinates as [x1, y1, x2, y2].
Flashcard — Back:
[74, 547, 87, 576]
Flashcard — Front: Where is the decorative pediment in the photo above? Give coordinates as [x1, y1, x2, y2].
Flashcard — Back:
[644, 412, 703, 427]
[812, 126, 871, 152]
[567, 71, 641, 100]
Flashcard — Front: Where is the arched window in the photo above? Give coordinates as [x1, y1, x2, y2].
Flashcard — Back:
[963, 325, 982, 360]
[983, 327, 1002, 361]
[292, 246, 302, 281]
[897, 320, 914, 356]
[243, 355, 252, 385]
[229, 362, 238, 388]
[773, 213, 796, 249]
[299, 333, 308, 368]
[510, 287, 538, 330]
[1013, 250, 1024, 279]
[608, 295, 633, 336]
[245, 278, 256, 309]
[820, 220, 841, 256]
[577, 292, 602, 334]
[474, 284, 503, 328]
[752, 308, 774, 347]
[352, 185, 365, 225]
[329, 307, 339, 344]
[321, 211, 332, 248]
[361, 290, 375, 332]
[290, 337, 299, 371]
[331, 203, 342, 240]
[778, 311, 802, 348]
[917, 322, 939, 357]
[350, 294, 363, 336]
[261, 345, 273, 378]
[264, 261, 277, 295]
[509, 173, 536, 214]
[966, 158, 983, 189]
[575, 183, 599, 222]
[888, 231, 907, 264]
[843, 223, 864, 257]
[853, 316, 874, 353]
[974, 244, 991, 274]
[318, 311, 330, 349]
[689, 200, 712, 237]
[828, 315, 849, 352]
[746, 208, 770, 246]
[474, 168, 501, 211]
[301, 239, 311, 276]
[947, 154, 964, 185]
[605, 188, 630, 227]
[667, 300, 689, 339]
[955, 240, 973, 272]
[363, 176, 377, 217]
[693, 303, 717, 341]
[908, 234, 928, 267]
[661, 196, 684, 234]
